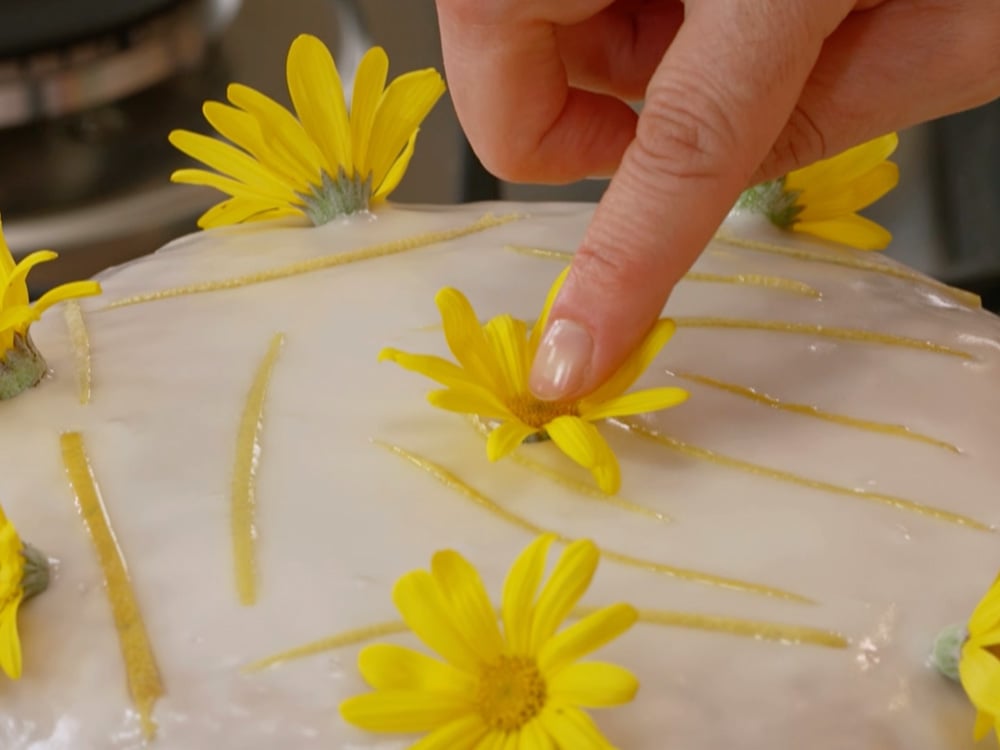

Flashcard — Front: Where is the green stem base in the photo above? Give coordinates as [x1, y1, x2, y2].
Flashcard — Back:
[0, 333, 47, 401]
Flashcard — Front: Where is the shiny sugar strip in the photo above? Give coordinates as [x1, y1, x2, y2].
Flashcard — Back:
[612, 419, 990, 531]
[376, 440, 811, 603]
[506, 244, 821, 298]
[244, 607, 845, 673]
[103, 213, 521, 310]
[712, 231, 981, 308]
[675, 371, 960, 453]
[63, 300, 92, 405]
[467, 415, 670, 523]
[673, 317, 972, 359]
[60, 431, 163, 741]
[232, 333, 285, 605]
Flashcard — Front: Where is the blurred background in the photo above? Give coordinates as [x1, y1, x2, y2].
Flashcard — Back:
[2, 0, 998, 309]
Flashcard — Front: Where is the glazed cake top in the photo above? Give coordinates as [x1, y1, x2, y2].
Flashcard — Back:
[0, 202, 998, 750]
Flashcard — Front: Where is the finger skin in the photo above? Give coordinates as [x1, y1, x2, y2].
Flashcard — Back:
[437, 2, 639, 182]
[755, 0, 1000, 181]
[436, 0, 1000, 400]
[531, 0, 853, 399]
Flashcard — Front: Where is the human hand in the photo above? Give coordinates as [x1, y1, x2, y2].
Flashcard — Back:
[435, 0, 1000, 399]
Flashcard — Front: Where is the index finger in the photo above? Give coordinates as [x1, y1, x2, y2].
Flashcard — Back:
[529, 0, 856, 400]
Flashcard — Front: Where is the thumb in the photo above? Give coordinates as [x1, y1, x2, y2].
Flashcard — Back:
[528, 0, 851, 400]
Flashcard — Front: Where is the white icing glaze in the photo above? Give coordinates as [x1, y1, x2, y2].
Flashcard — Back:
[0, 202, 997, 749]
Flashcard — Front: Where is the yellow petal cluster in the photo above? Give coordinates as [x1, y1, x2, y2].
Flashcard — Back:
[340, 534, 638, 749]
[379, 269, 689, 494]
[170, 35, 445, 228]
[0, 216, 101, 399]
[960, 573, 1000, 744]
[0, 504, 26, 680]
[0, 218, 101, 353]
[740, 133, 899, 251]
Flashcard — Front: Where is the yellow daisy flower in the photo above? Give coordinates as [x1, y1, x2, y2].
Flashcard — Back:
[0, 216, 101, 400]
[169, 34, 446, 228]
[738, 133, 899, 250]
[0, 503, 50, 680]
[960, 573, 1000, 744]
[378, 269, 689, 494]
[340, 534, 639, 748]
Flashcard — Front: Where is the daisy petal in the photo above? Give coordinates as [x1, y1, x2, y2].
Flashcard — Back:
[203, 101, 308, 192]
[435, 288, 498, 388]
[581, 386, 689, 422]
[351, 46, 390, 178]
[487, 420, 540, 461]
[373, 129, 418, 202]
[393, 570, 482, 672]
[483, 315, 530, 393]
[358, 643, 472, 692]
[429, 388, 512, 421]
[521, 719, 557, 750]
[528, 539, 599, 655]
[796, 162, 899, 221]
[168, 131, 298, 202]
[0, 306, 35, 339]
[171, 168, 292, 205]
[545, 417, 621, 494]
[968, 574, 1000, 636]
[584, 319, 677, 404]
[973, 710, 995, 742]
[287, 34, 352, 177]
[197, 198, 302, 229]
[368, 68, 446, 191]
[378, 348, 481, 391]
[539, 603, 638, 674]
[32, 281, 101, 317]
[4, 251, 56, 308]
[539, 705, 614, 749]
[473, 732, 506, 750]
[226, 83, 325, 184]
[528, 267, 570, 354]
[785, 133, 898, 194]
[793, 214, 892, 251]
[0, 596, 22, 679]
[431, 549, 504, 660]
[548, 661, 639, 707]
[502, 535, 556, 653]
[339, 689, 470, 733]
[412, 715, 490, 750]
[960, 642, 1000, 715]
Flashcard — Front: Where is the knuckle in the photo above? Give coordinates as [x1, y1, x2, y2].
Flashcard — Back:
[755, 104, 830, 182]
[633, 74, 742, 184]
[571, 242, 643, 300]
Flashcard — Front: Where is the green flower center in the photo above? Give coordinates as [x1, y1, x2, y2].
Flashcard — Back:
[506, 393, 579, 430]
[0, 332, 48, 401]
[736, 178, 804, 228]
[299, 167, 373, 226]
[475, 655, 547, 732]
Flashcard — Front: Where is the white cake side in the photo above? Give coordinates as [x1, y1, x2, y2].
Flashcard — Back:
[0, 202, 997, 749]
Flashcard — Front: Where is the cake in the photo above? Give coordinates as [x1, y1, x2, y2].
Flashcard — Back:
[0, 34, 997, 750]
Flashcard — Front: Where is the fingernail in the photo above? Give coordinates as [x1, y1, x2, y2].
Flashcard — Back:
[529, 319, 592, 401]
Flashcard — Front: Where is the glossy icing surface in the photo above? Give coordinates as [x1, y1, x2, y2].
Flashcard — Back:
[0, 202, 998, 749]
